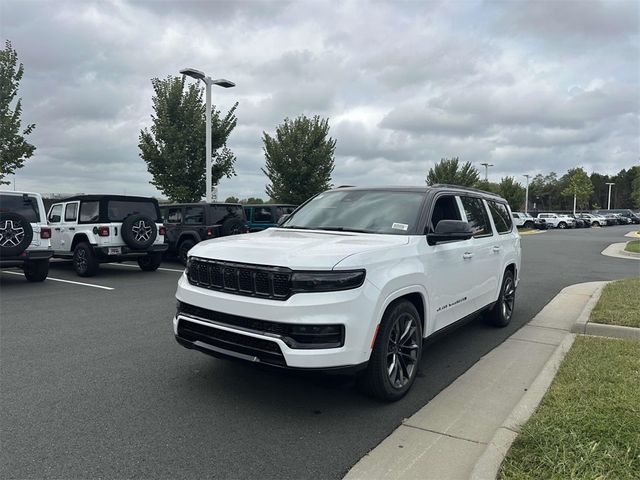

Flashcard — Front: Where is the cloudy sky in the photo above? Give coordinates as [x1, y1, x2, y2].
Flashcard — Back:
[2, 0, 638, 200]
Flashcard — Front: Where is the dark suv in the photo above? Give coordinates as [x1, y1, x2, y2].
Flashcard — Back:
[243, 204, 297, 231]
[160, 203, 248, 265]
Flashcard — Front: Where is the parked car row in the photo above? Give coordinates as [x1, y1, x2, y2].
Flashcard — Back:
[1, 191, 299, 280]
[512, 209, 639, 230]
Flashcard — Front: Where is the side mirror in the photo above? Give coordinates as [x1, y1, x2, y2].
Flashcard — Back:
[277, 214, 290, 226]
[427, 220, 473, 245]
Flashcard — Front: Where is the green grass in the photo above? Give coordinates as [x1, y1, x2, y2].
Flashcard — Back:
[625, 240, 640, 253]
[499, 336, 640, 480]
[590, 277, 640, 328]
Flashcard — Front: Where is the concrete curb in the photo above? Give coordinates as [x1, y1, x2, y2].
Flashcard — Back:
[601, 242, 640, 260]
[469, 334, 576, 480]
[624, 231, 640, 238]
[571, 283, 606, 334]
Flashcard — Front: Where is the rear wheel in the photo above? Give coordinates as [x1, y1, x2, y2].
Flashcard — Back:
[73, 242, 99, 277]
[24, 259, 49, 282]
[558, 222, 567, 229]
[485, 270, 516, 327]
[178, 239, 195, 266]
[523, 221, 534, 229]
[138, 252, 162, 271]
[359, 300, 423, 401]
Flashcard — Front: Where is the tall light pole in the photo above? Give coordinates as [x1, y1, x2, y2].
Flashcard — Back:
[180, 68, 235, 203]
[605, 182, 615, 210]
[480, 163, 494, 181]
[523, 174, 530, 214]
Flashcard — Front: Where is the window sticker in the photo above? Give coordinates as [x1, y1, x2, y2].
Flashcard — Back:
[392, 222, 408, 231]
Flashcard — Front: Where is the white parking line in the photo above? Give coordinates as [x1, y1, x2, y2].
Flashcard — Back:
[1, 270, 114, 290]
[107, 262, 184, 273]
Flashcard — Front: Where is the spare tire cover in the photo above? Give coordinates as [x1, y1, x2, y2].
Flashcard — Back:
[121, 214, 157, 250]
[0, 212, 34, 257]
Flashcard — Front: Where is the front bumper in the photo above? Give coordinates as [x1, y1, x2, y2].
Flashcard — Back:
[0, 249, 53, 267]
[174, 273, 381, 369]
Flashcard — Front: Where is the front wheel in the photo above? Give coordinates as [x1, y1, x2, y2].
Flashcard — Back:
[558, 222, 567, 229]
[359, 300, 423, 401]
[138, 252, 162, 271]
[24, 259, 49, 282]
[485, 270, 516, 327]
[523, 221, 534, 229]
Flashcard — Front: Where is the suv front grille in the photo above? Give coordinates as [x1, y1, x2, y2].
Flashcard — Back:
[187, 258, 292, 300]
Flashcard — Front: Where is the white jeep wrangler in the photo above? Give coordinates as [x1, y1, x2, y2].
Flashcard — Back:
[47, 195, 167, 277]
[0, 191, 52, 282]
[174, 185, 521, 401]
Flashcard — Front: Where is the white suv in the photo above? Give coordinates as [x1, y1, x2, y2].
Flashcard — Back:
[174, 186, 521, 400]
[537, 213, 574, 229]
[0, 191, 52, 281]
[48, 195, 168, 276]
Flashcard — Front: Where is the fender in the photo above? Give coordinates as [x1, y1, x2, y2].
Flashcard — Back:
[374, 284, 431, 338]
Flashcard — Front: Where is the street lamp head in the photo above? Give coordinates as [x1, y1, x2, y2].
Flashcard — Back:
[179, 68, 206, 81]
[211, 78, 235, 88]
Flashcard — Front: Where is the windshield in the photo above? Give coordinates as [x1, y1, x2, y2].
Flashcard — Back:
[0, 194, 40, 222]
[280, 190, 425, 234]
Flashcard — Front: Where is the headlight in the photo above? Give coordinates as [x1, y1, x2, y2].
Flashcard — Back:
[290, 270, 366, 293]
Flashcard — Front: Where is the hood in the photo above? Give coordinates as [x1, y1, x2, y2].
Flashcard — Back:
[188, 228, 410, 270]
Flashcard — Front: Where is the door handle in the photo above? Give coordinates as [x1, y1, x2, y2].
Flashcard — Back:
[68, 227, 75, 231]
[463, 252, 474, 260]
[54, 227, 61, 231]
[493, 245, 501, 253]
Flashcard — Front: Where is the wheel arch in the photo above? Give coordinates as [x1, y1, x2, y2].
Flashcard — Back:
[376, 286, 430, 339]
[70, 233, 91, 251]
[177, 232, 200, 247]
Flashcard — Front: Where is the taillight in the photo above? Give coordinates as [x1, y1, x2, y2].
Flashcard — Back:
[40, 227, 51, 239]
[242, 225, 250, 233]
[159, 226, 166, 236]
[207, 227, 215, 237]
[98, 226, 110, 237]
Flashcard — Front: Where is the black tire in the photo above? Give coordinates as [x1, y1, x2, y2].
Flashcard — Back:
[178, 239, 195, 266]
[359, 300, 423, 401]
[24, 259, 49, 282]
[592, 222, 599, 227]
[558, 222, 567, 229]
[138, 252, 162, 271]
[121, 214, 157, 250]
[485, 270, 516, 327]
[221, 217, 245, 236]
[0, 212, 33, 257]
[523, 221, 534, 229]
[73, 242, 99, 277]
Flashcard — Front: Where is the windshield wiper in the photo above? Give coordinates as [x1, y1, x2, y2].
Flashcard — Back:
[313, 226, 374, 233]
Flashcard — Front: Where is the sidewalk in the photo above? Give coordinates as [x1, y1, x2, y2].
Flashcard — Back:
[344, 281, 607, 480]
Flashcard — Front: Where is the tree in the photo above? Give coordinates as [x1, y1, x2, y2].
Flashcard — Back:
[426, 157, 479, 187]
[0, 40, 36, 184]
[631, 167, 640, 210]
[225, 196, 239, 203]
[262, 115, 336, 204]
[561, 167, 593, 211]
[139, 76, 238, 202]
[497, 177, 525, 210]
[475, 180, 500, 194]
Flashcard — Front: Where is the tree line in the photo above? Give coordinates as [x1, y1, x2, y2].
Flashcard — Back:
[2, 41, 638, 212]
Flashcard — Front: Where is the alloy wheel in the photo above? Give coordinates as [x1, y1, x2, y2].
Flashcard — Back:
[502, 276, 515, 320]
[386, 313, 420, 389]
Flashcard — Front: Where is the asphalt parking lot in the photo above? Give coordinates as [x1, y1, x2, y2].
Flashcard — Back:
[1, 226, 638, 479]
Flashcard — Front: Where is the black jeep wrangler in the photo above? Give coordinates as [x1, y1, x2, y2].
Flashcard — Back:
[160, 203, 248, 265]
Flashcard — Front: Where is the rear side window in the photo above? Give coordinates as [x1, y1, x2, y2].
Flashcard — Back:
[48, 204, 62, 223]
[184, 206, 204, 225]
[166, 207, 182, 224]
[461, 197, 492, 237]
[209, 205, 244, 224]
[79, 201, 99, 223]
[65, 203, 78, 222]
[107, 200, 159, 222]
[488, 202, 512, 234]
[243, 207, 251, 221]
[254, 207, 273, 223]
[0, 194, 40, 222]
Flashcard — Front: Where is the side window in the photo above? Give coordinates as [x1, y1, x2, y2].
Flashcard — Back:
[79, 201, 99, 223]
[64, 203, 78, 222]
[166, 207, 182, 224]
[243, 207, 251, 221]
[429, 195, 462, 232]
[488, 201, 512, 234]
[184, 206, 204, 225]
[254, 207, 274, 223]
[461, 197, 492, 237]
[48, 204, 63, 223]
